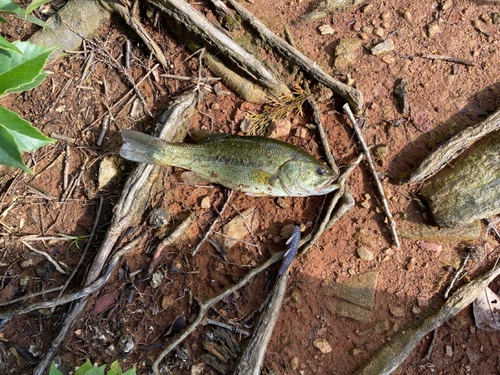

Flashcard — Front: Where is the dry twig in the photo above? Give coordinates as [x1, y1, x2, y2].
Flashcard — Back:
[192, 190, 233, 256]
[421, 54, 476, 66]
[343, 103, 400, 248]
[20, 240, 67, 275]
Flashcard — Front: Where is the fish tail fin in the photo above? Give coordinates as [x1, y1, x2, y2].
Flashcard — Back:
[120, 129, 168, 165]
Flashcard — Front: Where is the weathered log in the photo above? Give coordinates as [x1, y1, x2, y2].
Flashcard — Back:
[420, 129, 500, 227]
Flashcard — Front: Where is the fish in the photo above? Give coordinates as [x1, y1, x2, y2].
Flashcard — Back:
[120, 129, 339, 197]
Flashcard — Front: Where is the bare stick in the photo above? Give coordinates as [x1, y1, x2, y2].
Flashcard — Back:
[192, 190, 233, 256]
[0, 237, 142, 320]
[20, 240, 67, 275]
[420, 54, 475, 66]
[343, 103, 400, 248]
[0, 286, 64, 307]
[225, 0, 364, 114]
[207, 318, 250, 336]
[152, 251, 284, 374]
[160, 74, 221, 81]
[96, 115, 109, 146]
[443, 252, 471, 298]
[303, 81, 337, 172]
[148, 211, 196, 275]
[63, 144, 71, 190]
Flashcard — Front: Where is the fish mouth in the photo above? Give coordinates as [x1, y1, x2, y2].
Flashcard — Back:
[314, 175, 339, 193]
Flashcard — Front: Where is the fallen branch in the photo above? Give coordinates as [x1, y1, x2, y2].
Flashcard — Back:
[354, 262, 500, 375]
[343, 103, 400, 248]
[34, 91, 198, 375]
[399, 107, 500, 185]
[225, 0, 364, 114]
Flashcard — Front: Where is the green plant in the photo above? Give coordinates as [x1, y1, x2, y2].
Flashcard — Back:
[50, 359, 136, 375]
[0, 0, 59, 173]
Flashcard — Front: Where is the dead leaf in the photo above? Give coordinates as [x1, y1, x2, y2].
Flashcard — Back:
[473, 287, 500, 331]
[411, 109, 431, 133]
[92, 292, 117, 314]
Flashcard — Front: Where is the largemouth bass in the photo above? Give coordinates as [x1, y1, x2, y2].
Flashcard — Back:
[120, 129, 339, 197]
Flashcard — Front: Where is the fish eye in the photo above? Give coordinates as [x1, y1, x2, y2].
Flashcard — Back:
[316, 166, 325, 176]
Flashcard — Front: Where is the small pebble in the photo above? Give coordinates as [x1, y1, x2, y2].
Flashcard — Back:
[380, 11, 391, 21]
[200, 196, 211, 209]
[492, 13, 500, 24]
[442, 0, 453, 11]
[357, 247, 374, 261]
[290, 357, 299, 370]
[149, 208, 169, 228]
[445, 345, 453, 357]
[426, 22, 440, 38]
[371, 39, 394, 55]
[389, 305, 404, 317]
[313, 338, 332, 353]
[319, 24, 335, 35]
[276, 197, 289, 208]
[374, 27, 384, 37]
[480, 13, 491, 23]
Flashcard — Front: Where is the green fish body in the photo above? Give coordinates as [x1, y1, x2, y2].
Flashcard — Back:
[120, 129, 339, 197]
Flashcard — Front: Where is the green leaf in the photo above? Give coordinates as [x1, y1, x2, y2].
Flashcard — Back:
[0, 0, 46, 27]
[84, 365, 106, 375]
[6, 70, 50, 94]
[0, 106, 55, 152]
[0, 123, 30, 173]
[0, 0, 24, 14]
[75, 359, 95, 375]
[49, 362, 64, 375]
[0, 15, 6, 23]
[0, 41, 58, 96]
[25, 0, 53, 16]
[121, 368, 137, 375]
[0, 35, 23, 54]
[107, 360, 122, 375]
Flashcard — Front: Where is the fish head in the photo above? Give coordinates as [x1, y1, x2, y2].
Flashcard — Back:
[277, 158, 340, 196]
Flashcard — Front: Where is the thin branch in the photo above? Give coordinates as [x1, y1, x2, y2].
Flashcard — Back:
[192, 190, 233, 256]
[420, 54, 475, 66]
[0, 286, 64, 308]
[343, 103, 400, 248]
[443, 252, 471, 298]
[21, 240, 67, 275]
[207, 318, 250, 336]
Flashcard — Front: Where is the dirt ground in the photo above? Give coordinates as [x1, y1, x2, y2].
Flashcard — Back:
[0, 0, 500, 374]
